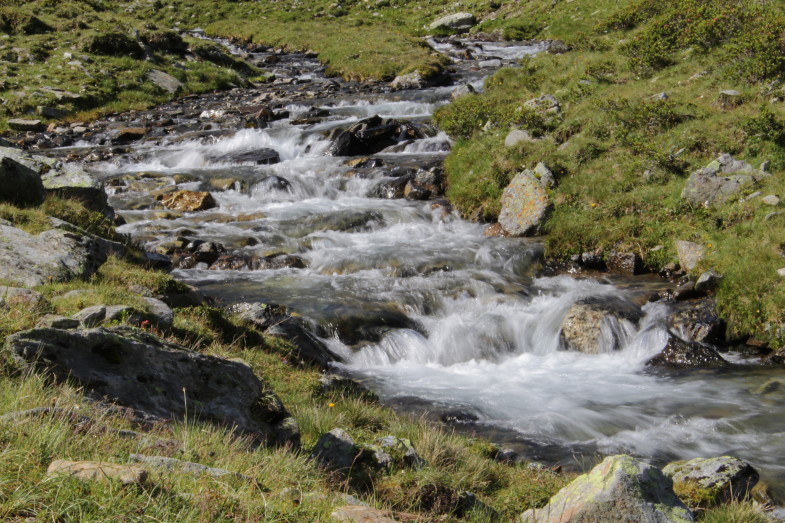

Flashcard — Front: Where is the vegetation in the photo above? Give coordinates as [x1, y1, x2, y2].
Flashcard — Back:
[433, 0, 785, 347]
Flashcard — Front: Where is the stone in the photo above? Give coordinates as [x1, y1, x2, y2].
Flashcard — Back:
[113, 127, 147, 144]
[451, 84, 476, 99]
[376, 435, 425, 469]
[328, 116, 423, 157]
[319, 374, 379, 402]
[646, 336, 728, 369]
[72, 305, 107, 328]
[675, 241, 704, 272]
[524, 94, 561, 115]
[266, 319, 344, 369]
[312, 428, 362, 472]
[478, 59, 502, 68]
[504, 129, 537, 147]
[560, 296, 642, 354]
[36, 106, 70, 119]
[47, 460, 147, 485]
[142, 296, 173, 329]
[606, 251, 643, 275]
[7, 119, 44, 132]
[695, 270, 722, 293]
[498, 170, 551, 236]
[160, 190, 217, 212]
[147, 69, 183, 94]
[0, 220, 116, 287]
[129, 454, 247, 480]
[682, 154, 764, 207]
[663, 456, 759, 509]
[5, 326, 299, 446]
[762, 194, 780, 206]
[330, 505, 398, 523]
[36, 315, 80, 329]
[390, 71, 427, 91]
[0, 155, 46, 207]
[521, 455, 693, 523]
[429, 12, 477, 33]
[208, 148, 280, 165]
[667, 299, 726, 345]
[0, 286, 44, 307]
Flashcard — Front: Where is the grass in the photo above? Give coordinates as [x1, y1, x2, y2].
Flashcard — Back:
[433, 0, 785, 347]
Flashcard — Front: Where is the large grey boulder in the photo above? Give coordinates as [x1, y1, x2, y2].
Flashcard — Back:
[521, 455, 693, 522]
[147, 69, 183, 94]
[429, 13, 476, 33]
[5, 326, 299, 446]
[0, 219, 117, 287]
[498, 169, 551, 236]
[0, 155, 46, 207]
[682, 154, 765, 207]
[0, 146, 110, 216]
[675, 241, 704, 272]
[662, 456, 759, 509]
[560, 296, 641, 354]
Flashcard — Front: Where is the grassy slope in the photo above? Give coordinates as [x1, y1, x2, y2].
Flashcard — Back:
[434, 0, 785, 348]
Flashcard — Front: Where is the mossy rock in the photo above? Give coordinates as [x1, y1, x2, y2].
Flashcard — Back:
[662, 456, 759, 509]
[140, 29, 186, 54]
[0, 9, 52, 35]
[83, 31, 143, 58]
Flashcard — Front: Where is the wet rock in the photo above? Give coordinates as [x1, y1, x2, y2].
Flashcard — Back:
[147, 69, 183, 94]
[484, 223, 509, 237]
[290, 210, 384, 237]
[209, 148, 280, 165]
[675, 241, 704, 272]
[673, 280, 699, 301]
[267, 319, 343, 369]
[646, 336, 728, 369]
[0, 220, 116, 287]
[663, 456, 759, 509]
[560, 296, 642, 354]
[207, 177, 247, 192]
[667, 299, 726, 345]
[255, 175, 291, 192]
[319, 374, 379, 402]
[498, 170, 551, 236]
[695, 270, 722, 293]
[682, 154, 765, 207]
[112, 127, 147, 144]
[328, 116, 423, 157]
[429, 13, 477, 33]
[523, 456, 693, 522]
[47, 460, 147, 485]
[230, 302, 290, 331]
[0, 155, 46, 207]
[160, 190, 216, 212]
[370, 174, 414, 199]
[606, 251, 644, 275]
[0, 286, 44, 307]
[5, 326, 299, 446]
[210, 252, 307, 271]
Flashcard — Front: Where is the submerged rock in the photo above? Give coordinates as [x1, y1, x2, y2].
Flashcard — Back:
[560, 296, 642, 354]
[521, 455, 693, 522]
[5, 326, 299, 446]
[160, 190, 216, 212]
[663, 456, 759, 509]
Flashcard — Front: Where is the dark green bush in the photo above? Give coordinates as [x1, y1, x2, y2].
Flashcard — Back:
[83, 31, 143, 58]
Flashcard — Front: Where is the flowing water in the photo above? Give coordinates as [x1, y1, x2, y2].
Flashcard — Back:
[77, 38, 785, 497]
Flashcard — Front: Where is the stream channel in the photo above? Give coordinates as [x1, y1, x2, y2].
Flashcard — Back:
[61, 36, 785, 497]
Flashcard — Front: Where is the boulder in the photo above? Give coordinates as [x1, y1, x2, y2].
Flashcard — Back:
[141, 297, 174, 329]
[147, 69, 183, 94]
[5, 326, 299, 446]
[675, 241, 704, 272]
[429, 13, 477, 33]
[646, 336, 728, 369]
[390, 71, 428, 91]
[504, 129, 537, 147]
[47, 460, 147, 485]
[498, 170, 551, 236]
[560, 296, 642, 354]
[312, 428, 363, 472]
[0, 220, 116, 287]
[667, 299, 726, 345]
[267, 319, 344, 369]
[331, 506, 398, 523]
[7, 119, 44, 132]
[694, 270, 722, 293]
[682, 154, 765, 207]
[73, 305, 107, 328]
[662, 456, 759, 509]
[328, 116, 423, 157]
[160, 190, 217, 212]
[0, 156, 46, 207]
[606, 251, 644, 275]
[521, 455, 693, 522]
[523, 94, 561, 115]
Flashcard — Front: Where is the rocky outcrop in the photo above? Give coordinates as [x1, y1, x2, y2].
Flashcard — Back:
[646, 336, 728, 369]
[682, 154, 766, 207]
[560, 296, 641, 354]
[663, 456, 759, 509]
[0, 219, 118, 287]
[5, 326, 299, 446]
[429, 13, 477, 33]
[521, 455, 693, 522]
[497, 165, 553, 236]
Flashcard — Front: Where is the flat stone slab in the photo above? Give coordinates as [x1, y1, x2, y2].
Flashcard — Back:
[47, 460, 147, 485]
